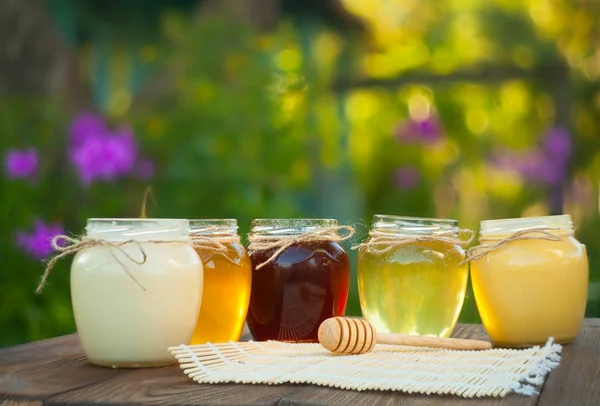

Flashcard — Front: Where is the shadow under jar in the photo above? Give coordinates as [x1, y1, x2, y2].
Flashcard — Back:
[246, 219, 351, 342]
[470, 215, 588, 347]
[189, 219, 252, 344]
[71, 219, 203, 368]
[357, 215, 469, 338]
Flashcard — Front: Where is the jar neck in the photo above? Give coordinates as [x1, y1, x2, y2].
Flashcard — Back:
[371, 214, 459, 236]
[249, 218, 338, 238]
[86, 218, 189, 241]
[479, 215, 574, 241]
[189, 219, 239, 238]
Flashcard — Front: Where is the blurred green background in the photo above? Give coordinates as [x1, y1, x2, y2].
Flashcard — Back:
[2, 0, 600, 348]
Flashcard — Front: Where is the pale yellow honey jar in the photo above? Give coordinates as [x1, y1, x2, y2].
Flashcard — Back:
[357, 215, 471, 338]
[470, 215, 588, 347]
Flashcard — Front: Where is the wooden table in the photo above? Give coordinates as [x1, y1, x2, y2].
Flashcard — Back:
[1, 320, 599, 406]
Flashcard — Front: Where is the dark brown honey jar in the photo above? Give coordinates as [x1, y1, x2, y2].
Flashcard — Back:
[246, 219, 353, 342]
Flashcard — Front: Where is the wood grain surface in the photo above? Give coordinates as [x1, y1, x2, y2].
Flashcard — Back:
[0, 321, 598, 405]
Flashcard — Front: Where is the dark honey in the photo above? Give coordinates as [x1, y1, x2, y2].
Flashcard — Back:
[246, 241, 350, 342]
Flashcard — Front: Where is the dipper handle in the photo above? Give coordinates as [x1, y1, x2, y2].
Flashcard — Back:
[376, 332, 492, 351]
[318, 317, 492, 355]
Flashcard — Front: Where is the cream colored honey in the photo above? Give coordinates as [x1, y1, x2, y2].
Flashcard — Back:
[191, 243, 252, 344]
[471, 234, 588, 347]
[358, 240, 468, 338]
[71, 219, 203, 368]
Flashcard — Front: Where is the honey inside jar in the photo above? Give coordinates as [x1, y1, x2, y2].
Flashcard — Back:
[189, 220, 252, 344]
[71, 218, 203, 368]
[470, 215, 588, 347]
[357, 215, 469, 338]
[246, 219, 351, 342]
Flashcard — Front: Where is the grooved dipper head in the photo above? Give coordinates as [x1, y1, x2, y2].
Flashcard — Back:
[318, 317, 377, 355]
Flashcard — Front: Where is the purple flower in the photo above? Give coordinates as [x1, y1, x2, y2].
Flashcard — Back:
[136, 159, 155, 180]
[17, 220, 64, 260]
[490, 147, 567, 186]
[69, 112, 106, 146]
[69, 127, 138, 185]
[395, 116, 443, 145]
[394, 165, 421, 190]
[544, 127, 571, 160]
[5, 148, 38, 179]
[68, 110, 139, 185]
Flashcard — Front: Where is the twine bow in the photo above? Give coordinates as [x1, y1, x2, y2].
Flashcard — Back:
[36, 235, 179, 293]
[463, 228, 565, 264]
[352, 229, 475, 255]
[248, 225, 355, 270]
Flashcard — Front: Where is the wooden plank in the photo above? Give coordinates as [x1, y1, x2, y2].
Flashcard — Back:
[10, 323, 295, 405]
[278, 324, 538, 406]
[0, 399, 43, 406]
[537, 320, 600, 406]
[0, 335, 117, 400]
[0, 324, 255, 403]
[45, 367, 299, 405]
[278, 390, 536, 406]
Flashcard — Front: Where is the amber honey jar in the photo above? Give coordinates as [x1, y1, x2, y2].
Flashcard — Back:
[189, 219, 252, 344]
[470, 215, 588, 347]
[246, 219, 353, 342]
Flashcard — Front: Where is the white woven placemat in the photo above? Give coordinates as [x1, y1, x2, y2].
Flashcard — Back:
[169, 339, 561, 398]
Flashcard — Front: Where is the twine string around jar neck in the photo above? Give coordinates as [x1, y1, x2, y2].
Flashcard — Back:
[351, 229, 475, 255]
[248, 225, 355, 270]
[37, 234, 189, 294]
[190, 226, 241, 262]
[462, 227, 569, 264]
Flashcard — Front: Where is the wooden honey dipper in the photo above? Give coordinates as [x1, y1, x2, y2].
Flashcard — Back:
[318, 317, 493, 354]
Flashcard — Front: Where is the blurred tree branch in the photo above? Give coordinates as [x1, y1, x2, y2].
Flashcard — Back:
[0, 0, 89, 108]
[197, 0, 278, 31]
[333, 63, 568, 91]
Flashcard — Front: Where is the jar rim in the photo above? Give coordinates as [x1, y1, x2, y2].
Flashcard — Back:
[372, 214, 459, 235]
[250, 218, 338, 236]
[86, 218, 189, 240]
[480, 214, 573, 236]
[190, 219, 238, 235]
[373, 214, 458, 225]
[190, 219, 238, 226]
[87, 217, 189, 222]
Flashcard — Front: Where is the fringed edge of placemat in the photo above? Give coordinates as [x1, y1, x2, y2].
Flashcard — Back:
[512, 338, 562, 396]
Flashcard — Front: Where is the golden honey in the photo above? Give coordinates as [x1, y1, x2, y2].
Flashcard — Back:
[189, 220, 252, 344]
[470, 215, 588, 347]
[358, 216, 468, 338]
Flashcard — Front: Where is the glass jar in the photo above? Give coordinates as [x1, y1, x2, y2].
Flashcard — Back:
[470, 214, 588, 347]
[246, 219, 351, 342]
[189, 219, 252, 344]
[357, 215, 469, 338]
[70, 219, 203, 368]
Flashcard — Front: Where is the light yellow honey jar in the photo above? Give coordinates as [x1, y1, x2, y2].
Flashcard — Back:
[357, 215, 471, 338]
[470, 215, 588, 347]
